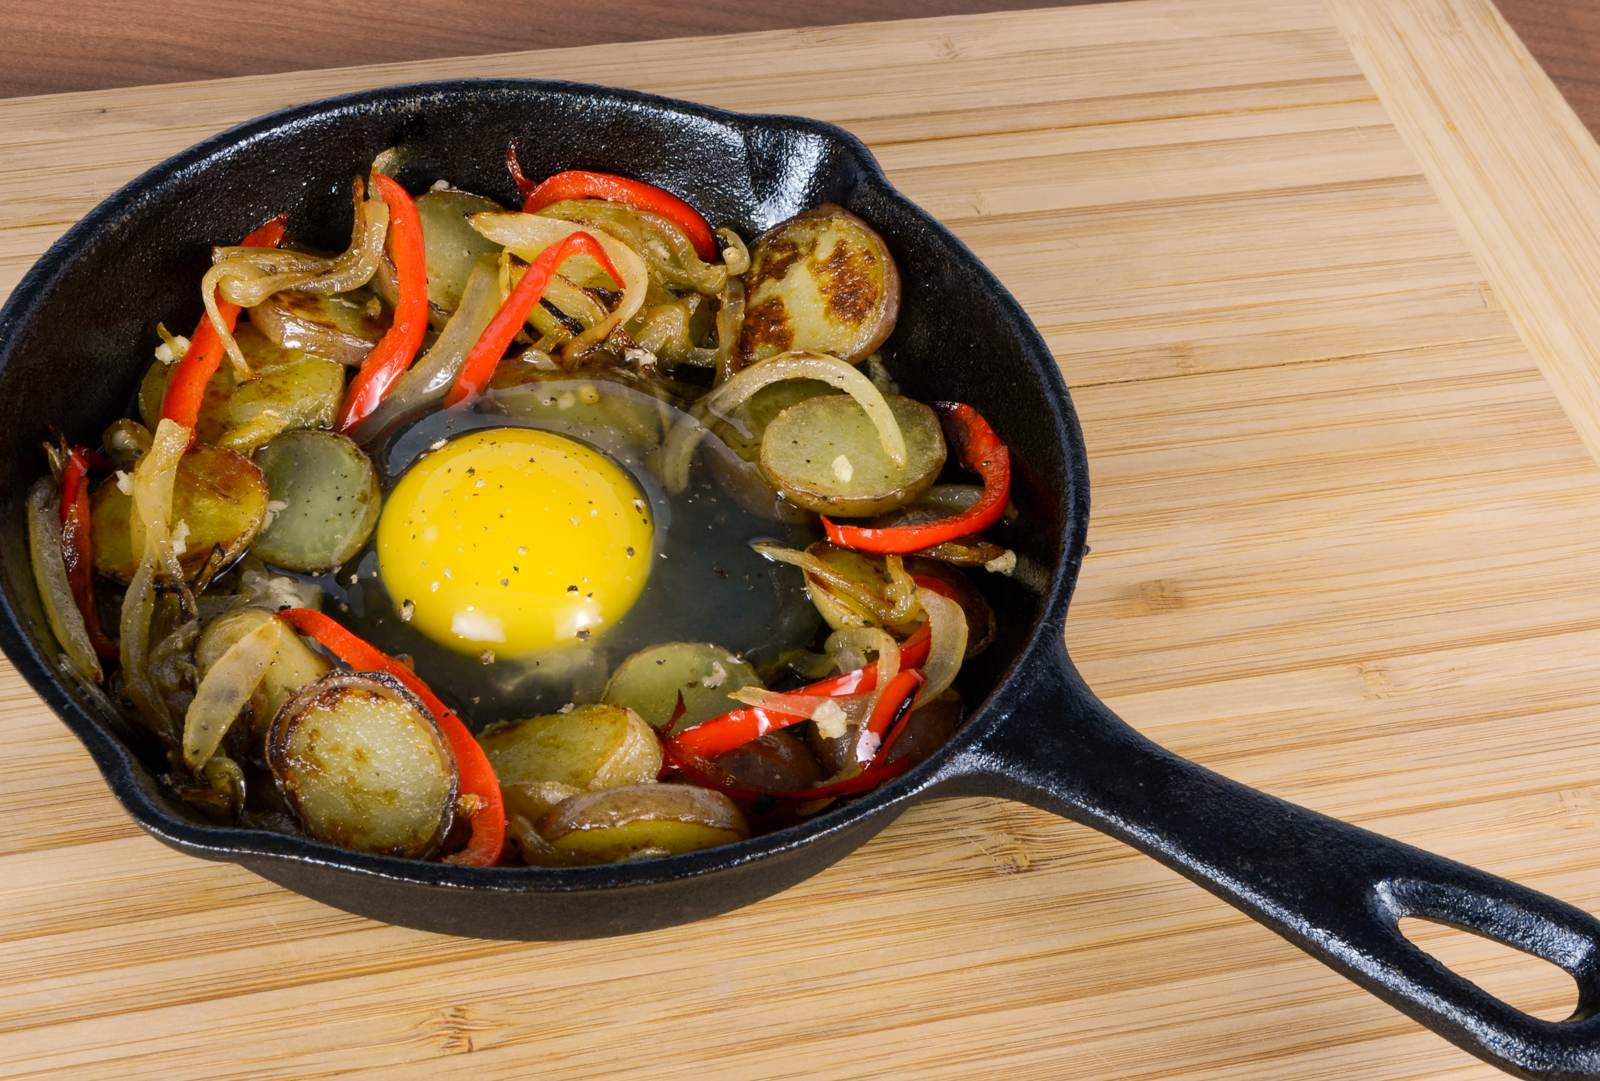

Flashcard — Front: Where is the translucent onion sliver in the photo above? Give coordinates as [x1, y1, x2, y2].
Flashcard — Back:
[914, 587, 967, 702]
[25, 478, 102, 682]
[119, 418, 189, 737]
[352, 254, 502, 439]
[182, 616, 280, 770]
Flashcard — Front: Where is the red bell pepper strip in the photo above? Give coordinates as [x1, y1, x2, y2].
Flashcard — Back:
[276, 608, 505, 867]
[160, 215, 288, 432]
[863, 669, 924, 744]
[671, 624, 932, 760]
[871, 673, 927, 765]
[518, 166, 719, 261]
[58, 447, 116, 659]
[336, 175, 431, 432]
[443, 231, 622, 406]
[823, 402, 1011, 554]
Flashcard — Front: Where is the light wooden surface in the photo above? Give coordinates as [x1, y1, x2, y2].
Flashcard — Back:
[4, 1, 1599, 154]
[4, 1, 1600, 1077]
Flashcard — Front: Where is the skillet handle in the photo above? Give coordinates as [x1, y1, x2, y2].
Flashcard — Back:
[955, 638, 1600, 1080]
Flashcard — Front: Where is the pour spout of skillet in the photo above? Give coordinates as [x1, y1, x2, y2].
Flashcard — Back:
[947, 636, 1600, 1081]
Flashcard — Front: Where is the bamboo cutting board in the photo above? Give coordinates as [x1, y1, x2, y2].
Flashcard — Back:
[4, 0, 1600, 1077]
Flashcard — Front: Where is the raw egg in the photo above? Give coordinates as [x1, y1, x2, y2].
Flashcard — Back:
[376, 427, 653, 657]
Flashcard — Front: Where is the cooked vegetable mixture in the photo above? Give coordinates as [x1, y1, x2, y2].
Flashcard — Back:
[28, 151, 1016, 867]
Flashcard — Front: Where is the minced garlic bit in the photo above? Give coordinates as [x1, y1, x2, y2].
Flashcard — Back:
[831, 454, 854, 484]
[262, 498, 290, 529]
[429, 178, 452, 192]
[700, 661, 728, 689]
[983, 549, 1018, 576]
[479, 649, 496, 665]
[624, 346, 658, 370]
[398, 599, 415, 622]
[577, 383, 601, 405]
[556, 390, 577, 410]
[153, 322, 190, 366]
[857, 731, 883, 763]
[812, 699, 849, 740]
[557, 702, 576, 714]
[168, 519, 191, 553]
[113, 470, 134, 495]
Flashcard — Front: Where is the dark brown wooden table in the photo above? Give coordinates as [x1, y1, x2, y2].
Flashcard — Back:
[2, 0, 1596, 134]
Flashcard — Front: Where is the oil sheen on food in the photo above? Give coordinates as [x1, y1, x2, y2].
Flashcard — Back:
[306, 376, 820, 724]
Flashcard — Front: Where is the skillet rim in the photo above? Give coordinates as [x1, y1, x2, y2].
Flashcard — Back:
[0, 77, 1088, 893]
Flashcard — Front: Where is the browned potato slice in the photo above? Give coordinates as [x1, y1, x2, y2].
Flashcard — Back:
[196, 606, 331, 740]
[250, 291, 387, 365]
[760, 394, 945, 517]
[479, 704, 661, 791]
[250, 431, 380, 572]
[538, 784, 748, 863]
[712, 730, 823, 792]
[267, 672, 457, 858]
[92, 444, 268, 583]
[737, 204, 900, 365]
[138, 324, 345, 452]
[601, 642, 762, 735]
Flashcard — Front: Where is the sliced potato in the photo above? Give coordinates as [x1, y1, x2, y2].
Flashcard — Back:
[138, 325, 345, 452]
[197, 606, 331, 740]
[250, 291, 387, 365]
[602, 642, 762, 735]
[760, 393, 945, 517]
[478, 704, 661, 792]
[250, 431, 380, 572]
[537, 784, 748, 863]
[416, 188, 505, 315]
[707, 379, 833, 462]
[700, 380, 828, 524]
[92, 444, 268, 583]
[737, 204, 900, 366]
[713, 730, 823, 792]
[502, 780, 583, 823]
[268, 671, 457, 858]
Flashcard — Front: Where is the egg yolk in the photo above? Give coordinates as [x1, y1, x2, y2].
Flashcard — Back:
[376, 428, 653, 656]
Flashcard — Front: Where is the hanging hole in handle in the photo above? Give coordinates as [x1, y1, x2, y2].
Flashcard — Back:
[1399, 916, 1581, 1021]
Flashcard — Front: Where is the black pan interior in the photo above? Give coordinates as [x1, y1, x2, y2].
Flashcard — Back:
[0, 80, 1084, 891]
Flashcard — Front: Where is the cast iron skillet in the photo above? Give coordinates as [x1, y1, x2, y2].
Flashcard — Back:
[0, 81, 1597, 1079]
